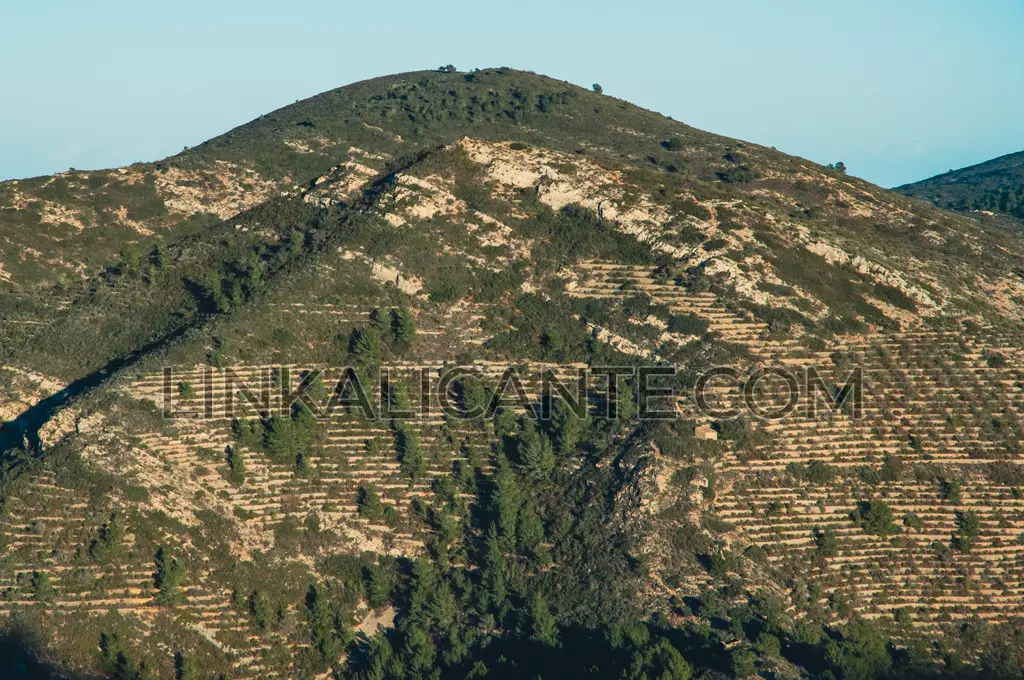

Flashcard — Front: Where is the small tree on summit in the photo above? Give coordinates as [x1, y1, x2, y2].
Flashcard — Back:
[592, 83, 604, 94]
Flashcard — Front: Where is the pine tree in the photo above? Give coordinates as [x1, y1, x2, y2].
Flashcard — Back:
[851, 499, 898, 536]
[427, 581, 458, 632]
[396, 423, 425, 482]
[366, 559, 398, 608]
[459, 376, 489, 421]
[953, 510, 981, 553]
[91, 511, 125, 562]
[293, 400, 318, 438]
[407, 557, 440, 623]
[154, 546, 185, 606]
[480, 523, 509, 614]
[366, 436, 385, 457]
[99, 632, 127, 677]
[264, 414, 299, 464]
[307, 584, 344, 665]
[493, 406, 518, 437]
[295, 450, 312, 476]
[528, 592, 559, 646]
[516, 418, 555, 478]
[227, 445, 246, 485]
[731, 648, 757, 677]
[357, 484, 385, 521]
[404, 626, 437, 673]
[384, 379, 413, 418]
[517, 503, 545, 557]
[615, 377, 638, 422]
[177, 381, 197, 400]
[550, 398, 587, 455]
[152, 242, 167, 268]
[203, 274, 231, 313]
[391, 307, 417, 348]
[814, 526, 840, 557]
[645, 638, 693, 679]
[350, 327, 384, 366]
[175, 652, 199, 680]
[492, 463, 523, 546]
[31, 570, 53, 601]
[250, 590, 274, 631]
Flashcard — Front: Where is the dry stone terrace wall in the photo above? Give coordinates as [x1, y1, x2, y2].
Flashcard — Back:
[123, 361, 590, 546]
[563, 264, 1024, 629]
[0, 469, 303, 679]
[118, 318, 1024, 630]
[568, 262, 809, 360]
[7, 134, 1024, 673]
[706, 328, 1024, 629]
[5, 260, 1024, 644]
[0, 419, 441, 678]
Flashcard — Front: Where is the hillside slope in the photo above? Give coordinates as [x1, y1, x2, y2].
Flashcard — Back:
[898, 150, 1024, 226]
[3, 68, 1024, 679]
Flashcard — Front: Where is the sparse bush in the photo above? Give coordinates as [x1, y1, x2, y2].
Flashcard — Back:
[177, 381, 197, 399]
[717, 166, 757, 183]
[667, 313, 709, 336]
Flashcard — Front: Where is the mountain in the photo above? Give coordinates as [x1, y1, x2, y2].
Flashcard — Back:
[898, 149, 1024, 226]
[3, 68, 1024, 679]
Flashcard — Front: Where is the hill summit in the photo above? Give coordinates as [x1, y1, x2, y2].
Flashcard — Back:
[3, 68, 1024, 679]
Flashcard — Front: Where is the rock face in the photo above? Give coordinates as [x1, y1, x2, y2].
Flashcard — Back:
[38, 408, 77, 448]
[2, 68, 1024, 679]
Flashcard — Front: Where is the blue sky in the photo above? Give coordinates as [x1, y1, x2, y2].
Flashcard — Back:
[2, 0, 1022, 187]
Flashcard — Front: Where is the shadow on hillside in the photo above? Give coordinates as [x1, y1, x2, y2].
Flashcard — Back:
[0, 632, 82, 679]
[0, 324, 193, 454]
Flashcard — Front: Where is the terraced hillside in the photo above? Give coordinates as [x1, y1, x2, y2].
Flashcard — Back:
[4, 69, 1024, 679]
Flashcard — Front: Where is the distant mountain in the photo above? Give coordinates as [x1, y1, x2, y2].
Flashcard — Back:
[898, 149, 1024, 222]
